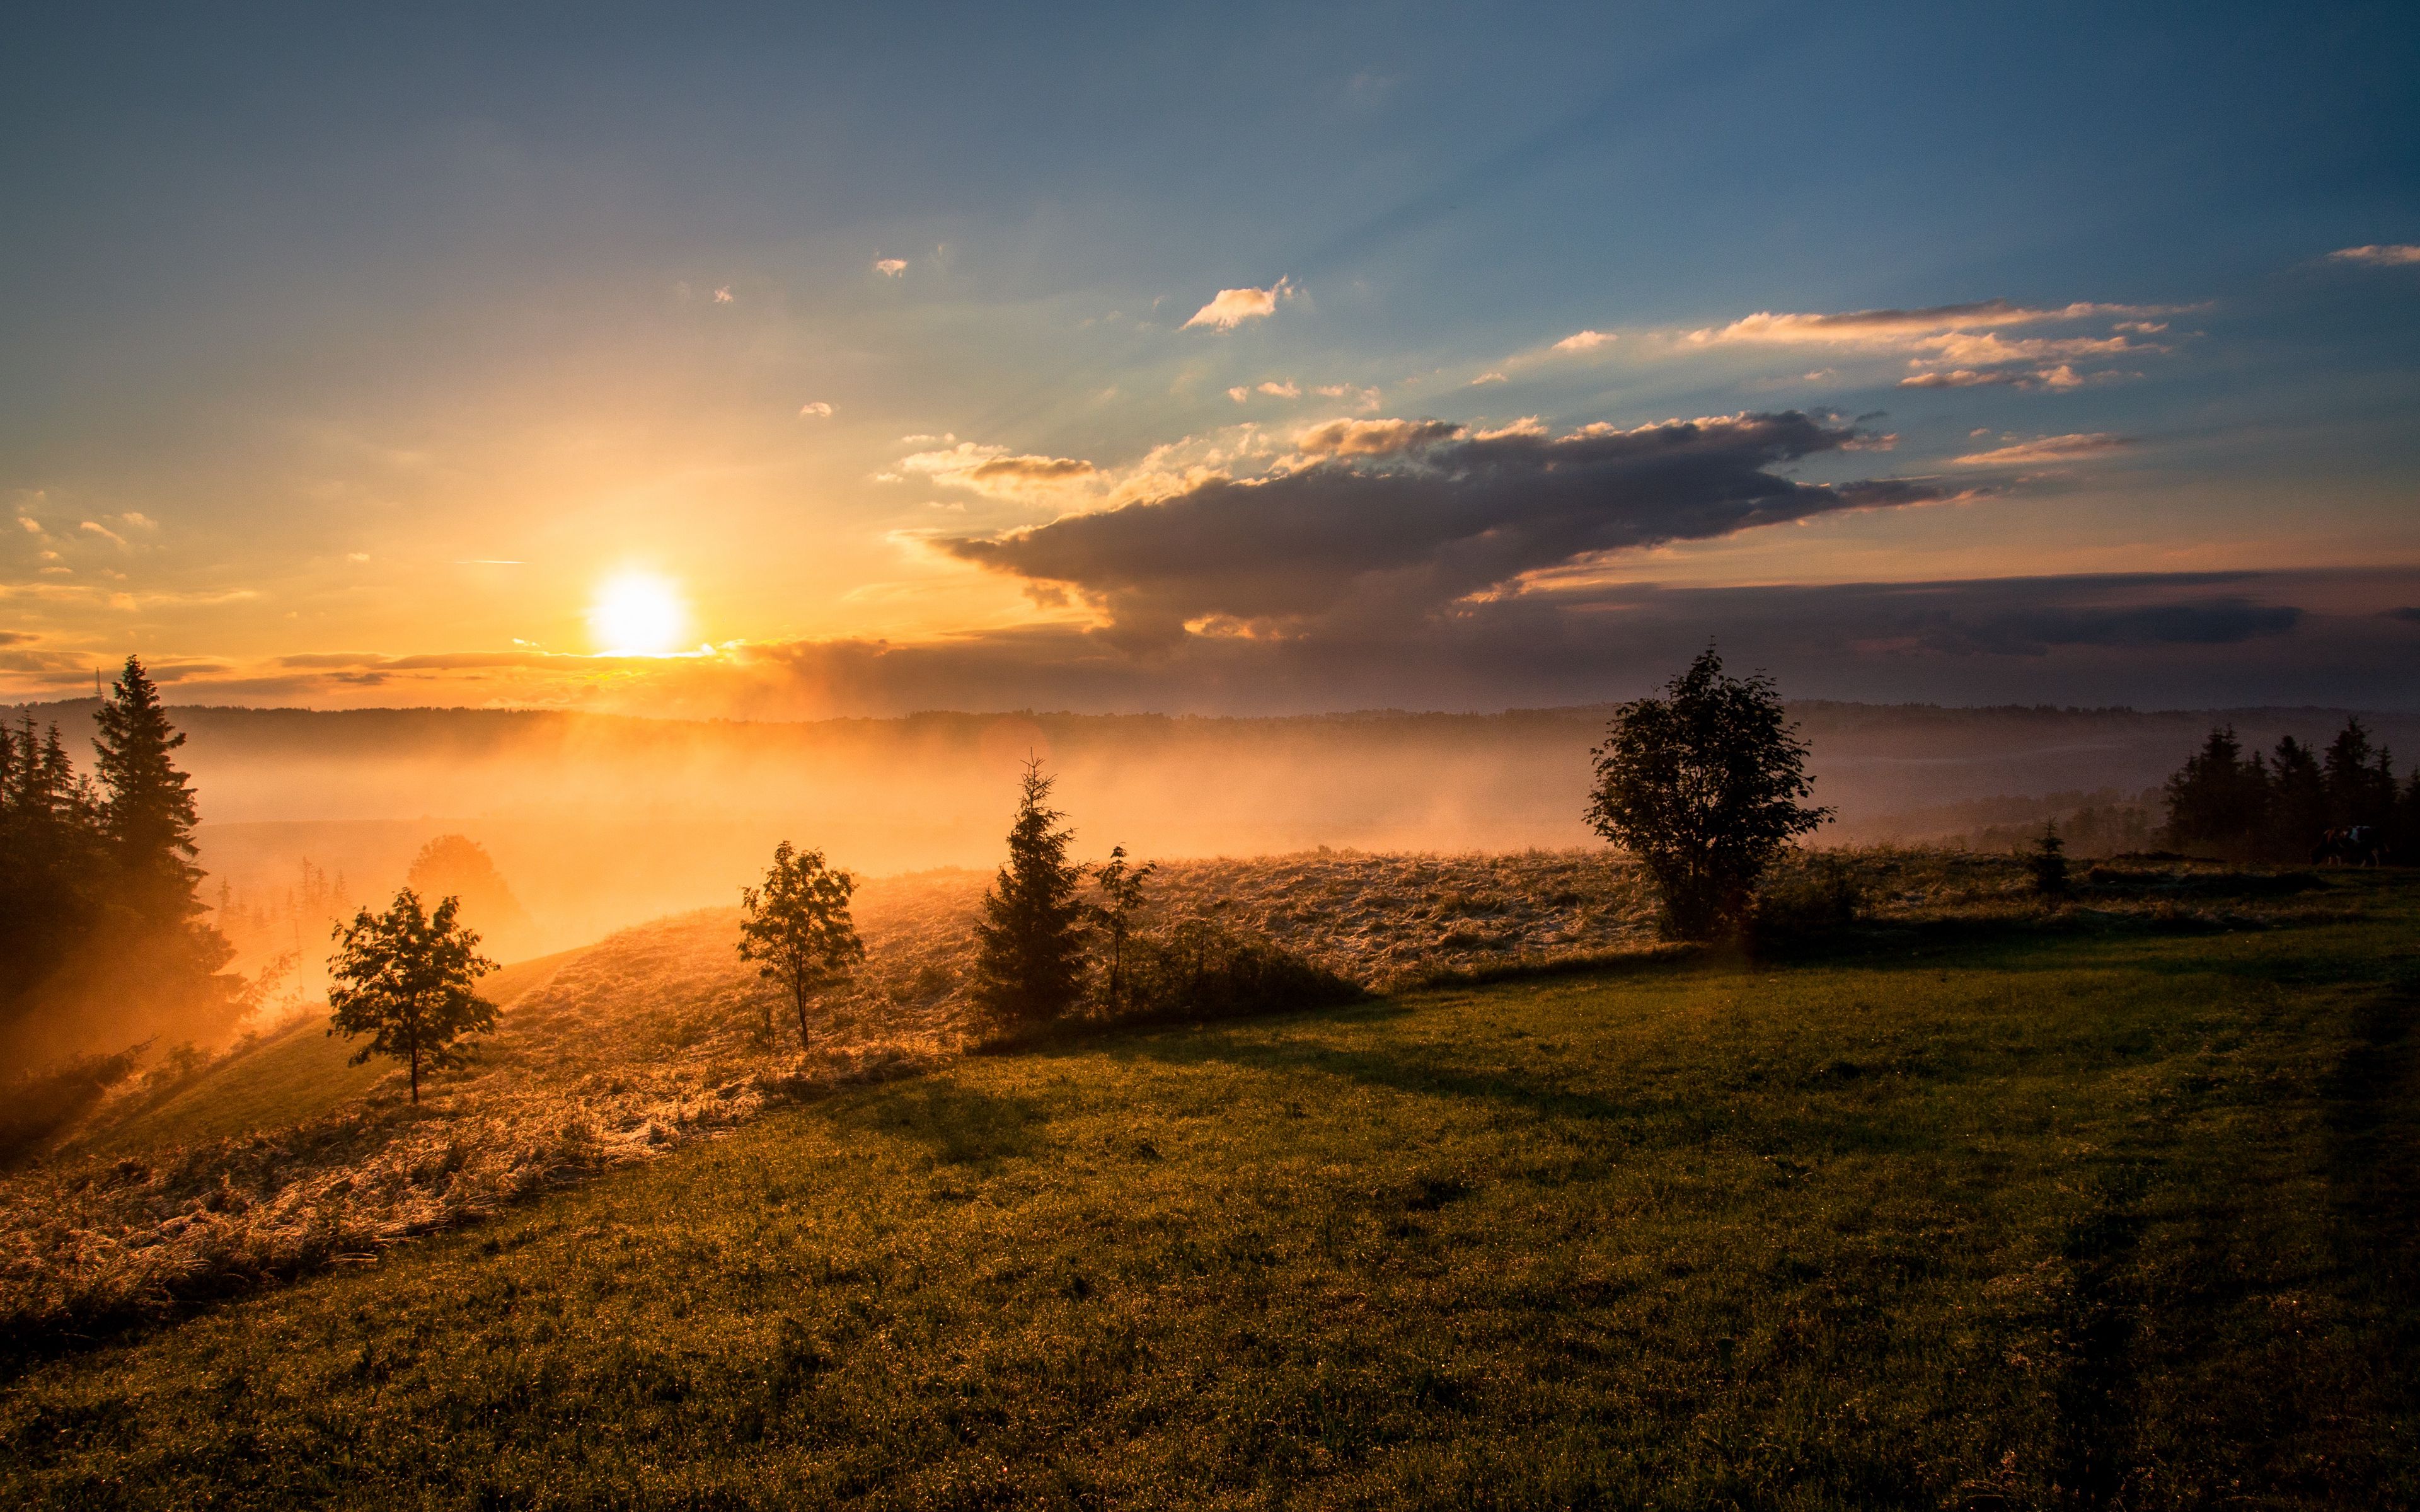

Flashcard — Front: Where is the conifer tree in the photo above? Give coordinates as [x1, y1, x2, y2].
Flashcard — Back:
[327, 888, 498, 1104]
[2265, 735, 2329, 860]
[2322, 718, 2397, 833]
[971, 757, 1089, 1024]
[2162, 726, 2269, 856]
[93, 655, 202, 909]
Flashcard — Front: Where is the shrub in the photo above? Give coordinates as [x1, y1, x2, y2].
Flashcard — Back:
[1747, 854, 1865, 946]
[1118, 920, 1362, 1023]
[0, 1045, 146, 1164]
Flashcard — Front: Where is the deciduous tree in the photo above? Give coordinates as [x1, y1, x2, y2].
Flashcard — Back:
[1585, 648, 1830, 940]
[737, 842, 865, 1051]
[1089, 845, 1156, 1016]
[328, 888, 498, 1104]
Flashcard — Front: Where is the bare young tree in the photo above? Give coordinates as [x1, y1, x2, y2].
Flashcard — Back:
[737, 841, 865, 1052]
[326, 888, 498, 1104]
[1089, 844, 1156, 1016]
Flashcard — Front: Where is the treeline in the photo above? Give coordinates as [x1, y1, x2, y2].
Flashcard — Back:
[1, 658, 245, 1067]
[2162, 718, 2419, 863]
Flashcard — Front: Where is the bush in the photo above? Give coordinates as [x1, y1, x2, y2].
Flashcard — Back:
[1117, 920, 1362, 1023]
[0, 1045, 146, 1164]
[1746, 854, 1865, 946]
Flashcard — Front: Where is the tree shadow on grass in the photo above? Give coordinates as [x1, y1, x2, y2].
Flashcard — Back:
[818, 1079, 1055, 1168]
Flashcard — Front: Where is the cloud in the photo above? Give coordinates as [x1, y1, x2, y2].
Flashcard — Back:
[346, 551, 371, 562]
[874, 258, 909, 277]
[967, 455, 1096, 483]
[798, 401, 834, 418]
[1688, 298, 2165, 346]
[1899, 364, 2102, 391]
[1257, 381, 1300, 399]
[78, 520, 127, 547]
[16, 517, 39, 533]
[1470, 372, 1507, 386]
[940, 411, 1944, 639]
[713, 286, 734, 304]
[898, 442, 1098, 500]
[1183, 278, 1293, 329]
[1293, 417, 1466, 457]
[1227, 387, 1250, 404]
[1553, 329, 1614, 352]
[2329, 244, 2420, 266]
[118, 512, 156, 531]
[1953, 432, 2134, 466]
[1313, 384, 1381, 410]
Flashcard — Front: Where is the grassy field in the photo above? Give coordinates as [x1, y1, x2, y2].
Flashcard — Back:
[4, 881, 2416, 1508]
[71, 949, 587, 1160]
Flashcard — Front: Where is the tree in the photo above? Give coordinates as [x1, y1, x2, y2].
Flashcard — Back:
[327, 888, 497, 1104]
[93, 655, 202, 909]
[2264, 735, 2329, 860]
[2322, 718, 2397, 833]
[2027, 820, 2070, 898]
[737, 841, 865, 1051]
[1586, 648, 1831, 940]
[971, 757, 1090, 1023]
[407, 833, 533, 950]
[1088, 844, 1156, 1016]
[2162, 726, 2269, 856]
[0, 718, 110, 1020]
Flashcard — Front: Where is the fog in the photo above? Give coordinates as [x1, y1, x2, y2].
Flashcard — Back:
[14, 699, 2419, 974]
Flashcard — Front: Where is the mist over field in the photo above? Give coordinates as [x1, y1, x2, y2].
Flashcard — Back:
[12, 696, 2416, 965]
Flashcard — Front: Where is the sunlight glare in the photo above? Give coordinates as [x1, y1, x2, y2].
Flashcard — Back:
[589, 571, 689, 656]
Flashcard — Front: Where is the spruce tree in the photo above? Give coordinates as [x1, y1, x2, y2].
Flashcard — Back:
[970, 757, 1089, 1024]
[2265, 735, 2329, 860]
[2161, 726, 2269, 856]
[93, 655, 202, 910]
[2322, 718, 2396, 833]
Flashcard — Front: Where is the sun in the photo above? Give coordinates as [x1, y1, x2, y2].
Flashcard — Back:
[589, 571, 689, 656]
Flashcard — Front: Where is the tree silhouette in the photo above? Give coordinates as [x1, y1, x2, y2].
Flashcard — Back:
[327, 888, 497, 1104]
[407, 833, 533, 949]
[971, 757, 1089, 1024]
[2027, 820, 2070, 898]
[93, 655, 202, 910]
[1089, 844, 1156, 1016]
[1586, 648, 1830, 940]
[737, 842, 865, 1051]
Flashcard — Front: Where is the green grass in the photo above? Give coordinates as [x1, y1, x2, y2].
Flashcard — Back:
[6, 890, 2417, 1509]
[76, 948, 585, 1157]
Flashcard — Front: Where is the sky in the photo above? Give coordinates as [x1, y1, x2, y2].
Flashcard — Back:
[4, 1, 2417, 715]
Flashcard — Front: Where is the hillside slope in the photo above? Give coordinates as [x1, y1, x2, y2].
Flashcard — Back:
[6, 875, 2417, 1508]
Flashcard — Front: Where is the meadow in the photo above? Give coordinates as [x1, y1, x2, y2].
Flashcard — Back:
[3, 862, 2414, 1508]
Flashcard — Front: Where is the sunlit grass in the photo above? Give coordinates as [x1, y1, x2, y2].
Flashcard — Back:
[6, 880, 2415, 1508]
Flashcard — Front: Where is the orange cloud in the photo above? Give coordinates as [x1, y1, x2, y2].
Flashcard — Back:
[1183, 278, 1293, 329]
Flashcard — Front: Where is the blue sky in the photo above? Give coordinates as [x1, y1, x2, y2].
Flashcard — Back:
[4, 2, 2417, 713]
